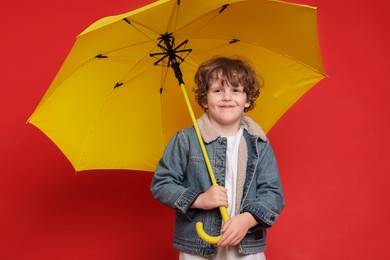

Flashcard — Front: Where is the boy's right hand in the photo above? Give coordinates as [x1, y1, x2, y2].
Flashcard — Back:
[192, 185, 228, 210]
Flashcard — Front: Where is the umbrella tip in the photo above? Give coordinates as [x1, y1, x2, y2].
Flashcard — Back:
[114, 82, 123, 89]
[95, 54, 107, 59]
[220, 4, 229, 13]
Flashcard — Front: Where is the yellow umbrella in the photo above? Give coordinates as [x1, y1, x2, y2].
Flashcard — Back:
[28, 0, 326, 243]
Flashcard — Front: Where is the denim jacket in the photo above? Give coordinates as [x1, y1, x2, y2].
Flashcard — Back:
[151, 114, 284, 258]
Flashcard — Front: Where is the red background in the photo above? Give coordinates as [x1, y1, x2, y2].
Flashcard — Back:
[1, 0, 389, 259]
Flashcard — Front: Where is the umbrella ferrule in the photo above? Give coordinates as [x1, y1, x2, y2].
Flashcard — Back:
[220, 4, 229, 13]
[95, 54, 107, 59]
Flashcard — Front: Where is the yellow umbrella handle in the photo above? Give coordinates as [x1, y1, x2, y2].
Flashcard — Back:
[179, 83, 230, 244]
[196, 200, 230, 244]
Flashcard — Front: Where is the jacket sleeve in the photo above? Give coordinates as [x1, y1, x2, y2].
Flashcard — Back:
[242, 140, 285, 227]
[150, 131, 202, 215]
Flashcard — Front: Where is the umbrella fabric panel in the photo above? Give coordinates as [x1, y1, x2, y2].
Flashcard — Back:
[77, 65, 166, 171]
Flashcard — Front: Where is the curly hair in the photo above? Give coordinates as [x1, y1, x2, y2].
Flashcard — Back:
[193, 56, 263, 112]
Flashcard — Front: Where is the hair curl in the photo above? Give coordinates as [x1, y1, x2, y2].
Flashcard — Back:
[193, 56, 263, 112]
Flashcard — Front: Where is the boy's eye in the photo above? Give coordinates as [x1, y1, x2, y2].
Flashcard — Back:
[232, 88, 244, 94]
[209, 87, 244, 94]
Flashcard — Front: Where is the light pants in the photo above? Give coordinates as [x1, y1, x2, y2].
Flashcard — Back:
[179, 246, 266, 260]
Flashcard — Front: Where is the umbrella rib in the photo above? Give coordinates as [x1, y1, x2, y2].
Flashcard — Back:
[122, 3, 226, 43]
[175, 4, 229, 38]
[52, 39, 158, 96]
[241, 40, 327, 76]
[96, 39, 155, 58]
[169, 0, 180, 35]
[76, 90, 116, 170]
[123, 18, 163, 45]
[118, 55, 156, 86]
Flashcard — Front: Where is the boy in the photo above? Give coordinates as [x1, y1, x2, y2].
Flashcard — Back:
[151, 57, 284, 259]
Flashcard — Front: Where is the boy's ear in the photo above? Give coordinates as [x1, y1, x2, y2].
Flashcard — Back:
[245, 102, 250, 108]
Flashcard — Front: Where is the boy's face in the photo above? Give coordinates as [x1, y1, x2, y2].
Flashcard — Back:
[204, 77, 250, 133]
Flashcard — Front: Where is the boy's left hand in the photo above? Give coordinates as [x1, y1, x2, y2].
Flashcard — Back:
[217, 212, 258, 246]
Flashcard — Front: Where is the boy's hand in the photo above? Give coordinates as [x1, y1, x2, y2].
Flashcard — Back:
[217, 212, 258, 246]
[192, 185, 228, 210]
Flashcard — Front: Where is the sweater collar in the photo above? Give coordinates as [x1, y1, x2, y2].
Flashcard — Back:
[196, 113, 267, 143]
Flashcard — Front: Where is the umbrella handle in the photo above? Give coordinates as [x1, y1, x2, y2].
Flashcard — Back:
[196, 200, 230, 244]
[179, 83, 230, 244]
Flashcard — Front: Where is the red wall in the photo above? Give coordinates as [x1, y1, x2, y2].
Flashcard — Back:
[1, 0, 389, 259]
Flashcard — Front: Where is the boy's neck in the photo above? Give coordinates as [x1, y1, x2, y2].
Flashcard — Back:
[207, 116, 242, 137]
[220, 126, 241, 137]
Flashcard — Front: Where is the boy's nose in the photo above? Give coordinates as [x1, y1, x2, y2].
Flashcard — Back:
[222, 91, 232, 101]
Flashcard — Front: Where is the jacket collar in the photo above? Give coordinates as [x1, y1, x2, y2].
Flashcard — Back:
[197, 113, 267, 143]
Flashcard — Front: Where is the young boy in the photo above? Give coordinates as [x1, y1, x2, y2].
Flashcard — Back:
[151, 57, 284, 259]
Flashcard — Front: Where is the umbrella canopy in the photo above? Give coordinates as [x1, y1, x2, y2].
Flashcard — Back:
[28, 0, 326, 172]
